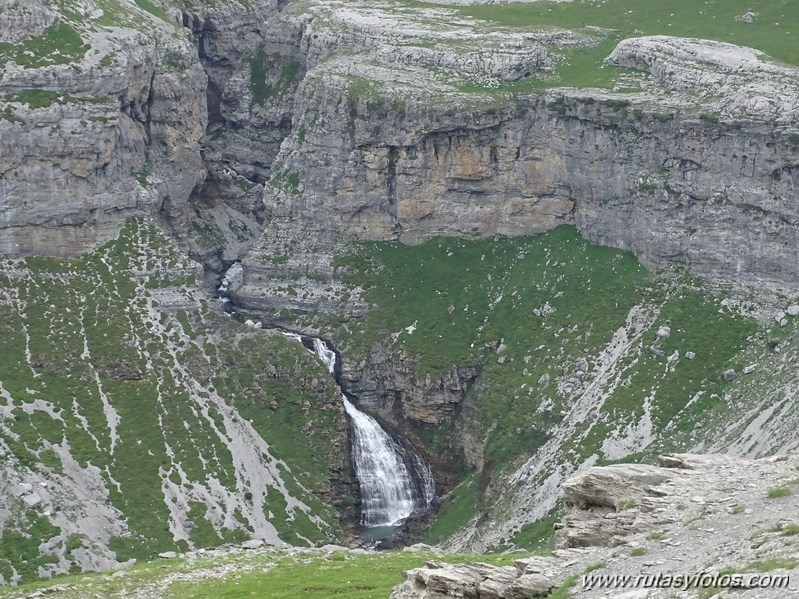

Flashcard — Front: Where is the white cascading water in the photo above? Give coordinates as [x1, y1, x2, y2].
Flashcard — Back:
[301, 336, 435, 527]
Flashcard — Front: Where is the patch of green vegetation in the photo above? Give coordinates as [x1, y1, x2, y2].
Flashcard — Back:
[99, 52, 117, 67]
[233, 176, 257, 191]
[507, 503, 563, 551]
[0, 548, 535, 599]
[745, 557, 798, 572]
[630, 547, 648, 557]
[65, 534, 84, 556]
[134, 0, 172, 23]
[0, 105, 24, 124]
[249, 47, 301, 106]
[135, 165, 151, 188]
[547, 574, 579, 599]
[0, 219, 348, 575]
[683, 514, 704, 526]
[425, 474, 480, 544]
[782, 522, 799, 536]
[5, 90, 61, 109]
[585, 562, 606, 573]
[448, 0, 799, 69]
[0, 22, 89, 68]
[166, 549, 528, 599]
[163, 58, 187, 71]
[346, 75, 381, 99]
[767, 486, 791, 498]
[331, 226, 645, 377]
[187, 502, 222, 548]
[0, 512, 61, 584]
[3, 90, 111, 110]
[269, 170, 301, 195]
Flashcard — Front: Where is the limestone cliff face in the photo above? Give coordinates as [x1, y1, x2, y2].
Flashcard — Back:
[341, 347, 479, 427]
[257, 47, 798, 290]
[214, 3, 798, 294]
[0, 4, 207, 257]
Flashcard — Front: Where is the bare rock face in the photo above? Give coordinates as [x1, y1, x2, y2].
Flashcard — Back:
[390, 556, 563, 599]
[341, 348, 479, 426]
[0, 4, 207, 257]
[232, 8, 799, 296]
[393, 453, 799, 598]
[608, 36, 799, 123]
[561, 464, 672, 510]
[0, 0, 58, 44]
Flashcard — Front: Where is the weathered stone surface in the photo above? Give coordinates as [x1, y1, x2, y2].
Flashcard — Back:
[236, 16, 799, 297]
[0, 0, 57, 44]
[393, 454, 799, 598]
[608, 36, 799, 123]
[389, 560, 556, 599]
[561, 464, 671, 510]
[341, 347, 480, 426]
[0, 9, 207, 257]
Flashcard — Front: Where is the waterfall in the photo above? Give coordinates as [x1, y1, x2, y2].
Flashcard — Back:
[295, 336, 435, 528]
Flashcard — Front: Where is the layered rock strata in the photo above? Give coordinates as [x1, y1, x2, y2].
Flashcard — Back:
[0, 5, 207, 256]
[392, 453, 799, 598]
[232, 7, 799, 307]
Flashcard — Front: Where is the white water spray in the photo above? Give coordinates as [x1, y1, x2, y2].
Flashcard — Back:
[302, 337, 435, 527]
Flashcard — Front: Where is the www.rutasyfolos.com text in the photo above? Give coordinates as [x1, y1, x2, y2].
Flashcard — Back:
[582, 571, 790, 592]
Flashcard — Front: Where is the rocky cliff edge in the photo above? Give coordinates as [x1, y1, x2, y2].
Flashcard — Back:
[392, 453, 799, 598]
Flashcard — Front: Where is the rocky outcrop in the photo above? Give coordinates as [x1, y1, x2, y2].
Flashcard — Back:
[393, 453, 799, 598]
[609, 36, 799, 123]
[341, 348, 479, 426]
[0, 5, 207, 257]
[0, 0, 57, 44]
[390, 555, 566, 599]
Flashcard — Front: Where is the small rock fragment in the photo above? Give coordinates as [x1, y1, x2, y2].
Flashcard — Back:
[241, 539, 264, 550]
[23, 492, 42, 508]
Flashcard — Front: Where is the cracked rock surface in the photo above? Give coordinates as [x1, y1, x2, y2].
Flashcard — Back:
[392, 453, 799, 598]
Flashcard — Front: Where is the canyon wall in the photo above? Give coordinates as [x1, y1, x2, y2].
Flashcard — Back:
[0, 3, 208, 256]
[234, 19, 799, 301]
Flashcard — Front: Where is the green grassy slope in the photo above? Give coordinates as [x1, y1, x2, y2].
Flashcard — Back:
[0, 547, 531, 599]
[311, 225, 795, 549]
[411, 0, 798, 90]
[0, 219, 351, 583]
